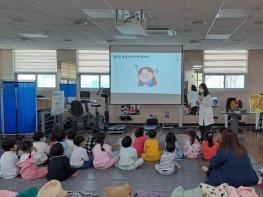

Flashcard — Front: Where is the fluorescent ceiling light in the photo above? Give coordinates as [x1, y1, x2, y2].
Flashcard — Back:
[216, 9, 251, 18]
[116, 26, 147, 36]
[81, 9, 115, 19]
[18, 34, 48, 38]
[114, 35, 138, 39]
[206, 34, 230, 40]
[193, 65, 202, 68]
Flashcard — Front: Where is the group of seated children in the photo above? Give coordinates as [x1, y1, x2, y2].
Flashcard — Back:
[183, 130, 219, 161]
[0, 127, 220, 182]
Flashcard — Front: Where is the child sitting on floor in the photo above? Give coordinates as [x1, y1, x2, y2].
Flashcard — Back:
[155, 142, 181, 175]
[32, 132, 50, 165]
[117, 136, 144, 170]
[92, 132, 119, 169]
[47, 143, 78, 181]
[202, 131, 219, 160]
[66, 130, 77, 156]
[141, 129, 161, 162]
[133, 127, 147, 158]
[0, 140, 19, 179]
[85, 130, 96, 158]
[16, 140, 47, 180]
[53, 131, 71, 158]
[165, 132, 184, 160]
[183, 130, 201, 159]
[70, 136, 93, 169]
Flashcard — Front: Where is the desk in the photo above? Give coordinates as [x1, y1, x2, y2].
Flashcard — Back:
[220, 111, 249, 133]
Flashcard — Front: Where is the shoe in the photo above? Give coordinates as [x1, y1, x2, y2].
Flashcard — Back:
[258, 168, 263, 175]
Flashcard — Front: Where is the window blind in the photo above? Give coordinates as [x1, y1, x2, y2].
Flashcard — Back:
[203, 50, 248, 74]
[14, 50, 57, 73]
[61, 63, 77, 80]
[77, 49, 109, 73]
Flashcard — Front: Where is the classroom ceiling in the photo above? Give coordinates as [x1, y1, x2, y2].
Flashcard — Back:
[1, 0, 263, 50]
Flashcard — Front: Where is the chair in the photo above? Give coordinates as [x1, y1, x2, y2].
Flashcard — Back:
[71, 100, 87, 130]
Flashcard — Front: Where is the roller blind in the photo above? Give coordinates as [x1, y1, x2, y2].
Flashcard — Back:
[203, 50, 248, 74]
[14, 50, 57, 73]
[77, 49, 109, 73]
[61, 63, 77, 80]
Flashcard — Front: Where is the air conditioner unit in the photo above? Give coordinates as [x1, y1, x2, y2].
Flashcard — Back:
[146, 27, 176, 36]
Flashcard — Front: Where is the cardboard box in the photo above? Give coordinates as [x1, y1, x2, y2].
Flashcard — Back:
[37, 98, 51, 110]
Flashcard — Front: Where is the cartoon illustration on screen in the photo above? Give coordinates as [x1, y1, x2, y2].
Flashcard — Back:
[137, 66, 158, 87]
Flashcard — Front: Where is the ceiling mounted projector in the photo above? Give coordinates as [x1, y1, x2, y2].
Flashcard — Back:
[115, 9, 147, 36]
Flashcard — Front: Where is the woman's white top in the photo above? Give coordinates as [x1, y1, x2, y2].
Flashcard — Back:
[198, 94, 214, 126]
[190, 91, 198, 107]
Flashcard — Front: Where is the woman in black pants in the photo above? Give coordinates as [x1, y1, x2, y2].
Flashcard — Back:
[197, 83, 214, 140]
[189, 84, 198, 115]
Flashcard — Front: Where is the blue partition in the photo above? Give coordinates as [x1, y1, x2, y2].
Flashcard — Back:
[59, 84, 77, 97]
[3, 81, 36, 134]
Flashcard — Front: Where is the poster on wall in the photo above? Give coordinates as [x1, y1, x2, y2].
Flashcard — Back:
[120, 104, 140, 116]
[249, 94, 263, 113]
[51, 91, 65, 115]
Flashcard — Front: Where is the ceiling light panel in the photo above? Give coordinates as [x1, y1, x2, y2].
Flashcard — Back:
[206, 34, 230, 40]
[81, 9, 115, 19]
[216, 9, 251, 18]
[18, 33, 48, 38]
[113, 35, 138, 39]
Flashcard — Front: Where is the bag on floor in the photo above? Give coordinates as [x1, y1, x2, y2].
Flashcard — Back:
[16, 187, 38, 197]
[37, 180, 67, 197]
[103, 183, 132, 197]
[67, 191, 99, 197]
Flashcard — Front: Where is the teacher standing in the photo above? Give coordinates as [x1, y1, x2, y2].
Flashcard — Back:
[197, 83, 214, 140]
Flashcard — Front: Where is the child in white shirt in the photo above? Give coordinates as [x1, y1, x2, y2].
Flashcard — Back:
[70, 136, 92, 169]
[155, 142, 181, 175]
[0, 140, 18, 179]
[66, 130, 77, 156]
[117, 136, 144, 170]
[32, 132, 50, 165]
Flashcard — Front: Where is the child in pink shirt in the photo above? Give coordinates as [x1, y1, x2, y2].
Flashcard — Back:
[16, 140, 47, 180]
[92, 132, 119, 169]
[133, 128, 146, 157]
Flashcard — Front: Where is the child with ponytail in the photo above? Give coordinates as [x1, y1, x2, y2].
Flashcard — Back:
[183, 130, 201, 159]
[16, 140, 48, 180]
[201, 131, 219, 160]
[92, 132, 119, 169]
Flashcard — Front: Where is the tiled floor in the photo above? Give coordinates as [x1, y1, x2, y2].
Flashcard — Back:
[0, 127, 262, 196]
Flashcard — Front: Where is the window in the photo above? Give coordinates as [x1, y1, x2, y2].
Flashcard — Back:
[205, 75, 224, 88]
[204, 50, 247, 89]
[80, 75, 99, 88]
[17, 74, 36, 82]
[195, 72, 203, 88]
[37, 75, 56, 88]
[205, 75, 245, 89]
[14, 50, 57, 73]
[100, 75, 110, 88]
[225, 75, 245, 88]
[77, 50, 109, 73]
